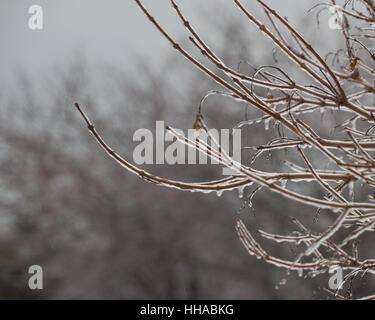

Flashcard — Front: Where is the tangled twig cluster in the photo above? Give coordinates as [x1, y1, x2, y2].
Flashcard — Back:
[75, 0, 375, 299]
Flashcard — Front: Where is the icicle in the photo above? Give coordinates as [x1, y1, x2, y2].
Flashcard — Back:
[348, 181, 354, 202]
[238, 185, 245, 199]
[281, 179, 287, 189]
[264, 118, 271, 131]
[216, 190, 223, 197]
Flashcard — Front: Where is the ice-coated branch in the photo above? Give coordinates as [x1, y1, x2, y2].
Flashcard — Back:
[74, 0, 375, 299]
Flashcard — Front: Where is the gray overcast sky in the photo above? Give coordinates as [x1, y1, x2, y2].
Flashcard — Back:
[0, 0, 320, 92]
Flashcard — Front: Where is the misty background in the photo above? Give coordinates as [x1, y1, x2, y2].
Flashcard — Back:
[1, 0, 374, 299]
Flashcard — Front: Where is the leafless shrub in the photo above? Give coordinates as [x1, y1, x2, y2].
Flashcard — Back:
[74, 0, 375, 299]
